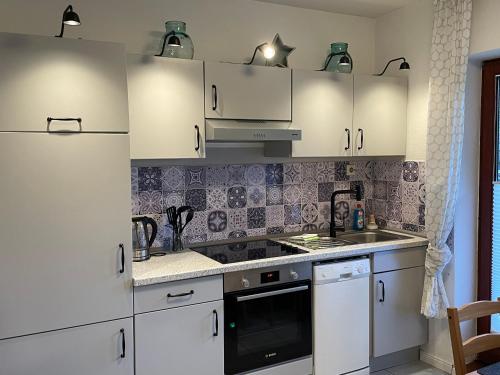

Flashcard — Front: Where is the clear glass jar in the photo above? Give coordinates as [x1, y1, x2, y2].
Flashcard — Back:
[326, 42, 352, 73]
[161, 21, 194, 59]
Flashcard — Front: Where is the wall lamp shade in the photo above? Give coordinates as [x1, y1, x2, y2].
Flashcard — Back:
[376, 57, 410, 76]
[156, 31, 181, 56]
[167, 34, 181, 47]
[246, 34, 295, 67]
[319, 52, 352, 72]
[339, 55, 351, 66]
[55, 5, 81, 37]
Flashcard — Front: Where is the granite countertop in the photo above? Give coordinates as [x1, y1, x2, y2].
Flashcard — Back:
[132, 230, 429, 287]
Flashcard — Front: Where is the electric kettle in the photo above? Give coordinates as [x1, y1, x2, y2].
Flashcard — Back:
[132, 216, 158, 262]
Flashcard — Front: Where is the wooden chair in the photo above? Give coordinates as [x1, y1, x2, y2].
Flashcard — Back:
[448, 299, 500, 375]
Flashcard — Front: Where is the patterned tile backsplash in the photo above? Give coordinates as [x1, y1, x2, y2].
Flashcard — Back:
[131, 160, 426, 249]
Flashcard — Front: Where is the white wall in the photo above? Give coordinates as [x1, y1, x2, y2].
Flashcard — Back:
[375, 0, 433, 161]
[0, 0, 375, 73]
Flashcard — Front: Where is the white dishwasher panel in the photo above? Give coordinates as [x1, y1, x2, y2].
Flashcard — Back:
[313, 258, 370, 375]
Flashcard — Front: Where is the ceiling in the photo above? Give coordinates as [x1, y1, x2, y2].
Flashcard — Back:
[254, 0, 415, 18]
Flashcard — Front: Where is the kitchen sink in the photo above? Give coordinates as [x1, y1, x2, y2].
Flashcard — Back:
[338, 231, 412, 244]
[284, 231, 412, 251]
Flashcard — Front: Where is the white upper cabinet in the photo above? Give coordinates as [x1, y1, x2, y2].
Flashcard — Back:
[292, 70, 353, 157]
[0, 32, 129, 133]
[353, 75, 407, 156]
[127, 55, 205, 159]
[204, 62, 291, 121]
[0, 133, 133, 340]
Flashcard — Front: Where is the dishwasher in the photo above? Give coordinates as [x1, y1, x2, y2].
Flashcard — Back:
[313, 257, 370, 375]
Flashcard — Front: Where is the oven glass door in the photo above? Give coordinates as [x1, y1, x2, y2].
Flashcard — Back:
[224, 281, 312, 375]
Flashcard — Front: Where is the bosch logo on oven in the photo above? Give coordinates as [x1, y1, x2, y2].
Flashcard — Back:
[265, 352, 277, 359]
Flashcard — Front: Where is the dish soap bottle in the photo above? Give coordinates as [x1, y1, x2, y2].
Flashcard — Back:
[353, 204, 365, 231]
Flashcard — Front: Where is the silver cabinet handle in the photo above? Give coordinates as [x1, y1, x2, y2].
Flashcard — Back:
[237, 285, 309, 302]
[345, 128, 351, 150]
[357, 128, 364, 150]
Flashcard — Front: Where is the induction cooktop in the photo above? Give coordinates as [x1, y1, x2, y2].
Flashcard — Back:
[191, 240, 307, 264]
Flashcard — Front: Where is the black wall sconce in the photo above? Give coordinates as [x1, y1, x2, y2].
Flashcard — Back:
[156, 31, 181, 57]
[376, 57, 410, 76]
[319, 52, 352, 71]
[55, 5, 81, 38]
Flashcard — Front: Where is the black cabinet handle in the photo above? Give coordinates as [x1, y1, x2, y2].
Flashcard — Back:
[167, 290, 194, 298]
[357, 128, 364, 150]
[212, 85, 218, 111]
[47, 117, 82, 132]
[213, 310, 219, 337]
[345, 128, 351, 150]
[120, 328, 126, 358]
[195, 125, 200, 151]
[379, 280, 385, 302]
[119, 244, 125, 274]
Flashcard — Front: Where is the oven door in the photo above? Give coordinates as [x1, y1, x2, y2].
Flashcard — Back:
[224, 280, 312, 375]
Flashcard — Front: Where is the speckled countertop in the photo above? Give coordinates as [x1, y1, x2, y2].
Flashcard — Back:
[133, 230, 428, 287]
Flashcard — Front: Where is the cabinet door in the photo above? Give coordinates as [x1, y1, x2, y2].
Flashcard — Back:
[135, 300, 224, 375]
[205, 61, 291, 121]
[0, 32, 128, 133]
[0, 318, 134, 375]
[292, 70, 353, 157]
[372, 267, 428, 357]
[353, 75, 407, 156]
[0, 133, 133, 340]
[127, 55, 205, 159]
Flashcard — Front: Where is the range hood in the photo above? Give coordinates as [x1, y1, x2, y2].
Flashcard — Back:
[205, 119, 301, 142]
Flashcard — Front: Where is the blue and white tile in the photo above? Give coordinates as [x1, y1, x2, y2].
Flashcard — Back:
[318, 182, 335, 202]
[403, 161, 419, 182]
[163, 190, 185, 209]
[350, 180, 364, 200]
[284, 204, 302, 225]
[387, 201, 402, 222]
[185, 167, 206, 189]
[265, 164, 284, 185]
[374, 181, 388, 200]
[385, 161, 403, 181]
[131, 167, 139, 194]
[185, 189, 207, 212]
[131, 194, 141, 215]
[266, 205, 285, 227]
[302, 223, 318, 232]
[207, 210, 228, 233]
[402, 203, 420, 225]
[267, 226, 284, 235]
[228, 186, 247, 208]
[138, 190, 163, 214]
[161, 166, 185, 191]
[228, 165, 246, 186]
[334, 201, 349, 223]
[334, 161, 349, 181]
[318, 202, 331, 224]
[284, 224, 302, 233]
[419, 204, 425, 225]
[139, 167, 162, 192]
[387, 181, 402, 201]
[317, 161, 336, 183]
[207, 188, 227, 209]
[228, 208, 248, 231]
[206, 165, 229, 188]
[402, 182, 419, 203]
[284, 163, 302, 184]
[266, 185, 284, 206]
[228, 230, 247, 239]
[283, 184, 301, 205]
[245, 164, 266, 186]
[247, 228, 267, 237]
[183, 211, 208, 237]
[247, 207, 266, 229]
[301, 162, 318, 182]
[247, 185, 266, 207]
[301, 203, 319, 224]
[301, 183, 318, 204]
[373, 199, 387, 221]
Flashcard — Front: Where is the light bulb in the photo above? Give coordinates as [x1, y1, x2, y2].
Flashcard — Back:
[262, 45, 275, 60]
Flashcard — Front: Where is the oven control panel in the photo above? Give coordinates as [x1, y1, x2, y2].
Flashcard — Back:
[225, 262, 312, 293]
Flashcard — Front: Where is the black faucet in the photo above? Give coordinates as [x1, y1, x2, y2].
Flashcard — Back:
[330, 184, 362, 238]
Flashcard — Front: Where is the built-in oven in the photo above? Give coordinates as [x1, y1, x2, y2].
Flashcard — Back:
[224, 262, 312, 375]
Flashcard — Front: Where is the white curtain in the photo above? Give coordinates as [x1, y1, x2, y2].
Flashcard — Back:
[421, 0, 473, 319]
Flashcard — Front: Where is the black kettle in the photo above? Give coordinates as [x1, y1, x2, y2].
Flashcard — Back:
[131, 216, 158, 262]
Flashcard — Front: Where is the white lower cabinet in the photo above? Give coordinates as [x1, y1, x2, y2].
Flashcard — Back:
[0, 318, 134, 375]
[135, 299, 224, 375]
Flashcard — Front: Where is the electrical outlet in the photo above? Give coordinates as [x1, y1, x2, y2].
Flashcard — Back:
[346, 163, 356, 176]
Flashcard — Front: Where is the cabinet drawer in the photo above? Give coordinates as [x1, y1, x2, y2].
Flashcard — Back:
[134, 275, 223, 314]
[372, 246, 426, 273]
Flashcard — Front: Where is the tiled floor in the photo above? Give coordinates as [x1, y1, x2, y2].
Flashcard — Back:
[372, 361, 448, 375]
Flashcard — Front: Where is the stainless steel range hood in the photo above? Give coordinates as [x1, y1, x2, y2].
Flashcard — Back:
[205, 119, 301, 142]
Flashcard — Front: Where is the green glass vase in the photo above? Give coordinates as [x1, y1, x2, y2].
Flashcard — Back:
[326, 42, 352, 73]
[161, 21, 194, 59]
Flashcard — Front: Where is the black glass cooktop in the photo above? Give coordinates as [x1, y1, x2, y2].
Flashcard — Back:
[192, 240, 307, 264]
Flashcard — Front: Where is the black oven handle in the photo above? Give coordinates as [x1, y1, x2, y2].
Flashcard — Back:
[236, 285, 309, 302]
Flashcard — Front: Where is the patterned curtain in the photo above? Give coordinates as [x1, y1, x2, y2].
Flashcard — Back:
[421, 0, 472, 319]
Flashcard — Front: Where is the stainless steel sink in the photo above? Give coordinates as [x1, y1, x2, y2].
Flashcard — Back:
[338, 231, 412, 244]
[283, 230, 412, 251]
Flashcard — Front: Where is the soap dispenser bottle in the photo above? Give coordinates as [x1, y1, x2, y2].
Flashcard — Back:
[353, 204, 365, 231]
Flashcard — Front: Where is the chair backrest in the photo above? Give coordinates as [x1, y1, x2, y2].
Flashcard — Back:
[447, 299, 500, 375]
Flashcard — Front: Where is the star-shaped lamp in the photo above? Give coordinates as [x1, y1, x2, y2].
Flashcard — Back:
[246, 34, 295, 68]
